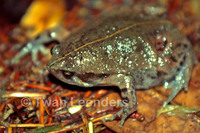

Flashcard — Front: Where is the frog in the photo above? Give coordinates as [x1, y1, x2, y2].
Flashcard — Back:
[47, 11, 196, 128]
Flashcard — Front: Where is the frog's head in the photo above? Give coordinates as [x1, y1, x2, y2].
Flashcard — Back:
[47, 44, 78, 85]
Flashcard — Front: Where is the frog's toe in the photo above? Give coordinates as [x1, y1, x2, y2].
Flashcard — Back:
[102, 106, 136, 128]
[102, 109, 123, 122]
[119, 112, 130, 128]
[11, 47, 30, 64]
[31, 44, 48, 64]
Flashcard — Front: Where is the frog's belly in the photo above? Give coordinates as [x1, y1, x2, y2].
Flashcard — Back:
[132, 69, 167, 89]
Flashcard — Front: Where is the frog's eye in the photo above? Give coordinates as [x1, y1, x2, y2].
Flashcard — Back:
[62, 71, 74, 79]
[155, 38, 167, 52]
[64, 71, 71, 76]
[51, 45, 60, 55]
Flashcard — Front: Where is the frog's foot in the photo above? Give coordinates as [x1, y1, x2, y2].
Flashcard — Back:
[163, 65, 191, 107]
[11, 31, 56, 64]
[11, 27, 68, 64]
[100, 74, 137, 128]
[102, 102, 137, 128]
[11, 42, 48, 64]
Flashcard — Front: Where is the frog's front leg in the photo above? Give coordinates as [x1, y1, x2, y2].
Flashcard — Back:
[100, 74, 137, 128]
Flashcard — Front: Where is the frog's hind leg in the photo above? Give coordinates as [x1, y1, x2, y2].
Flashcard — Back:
[98, 74, 137, 128]
[163, 65, 191, 107]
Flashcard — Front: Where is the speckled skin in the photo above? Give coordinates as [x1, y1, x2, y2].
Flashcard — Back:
[47, 12, 196, 127]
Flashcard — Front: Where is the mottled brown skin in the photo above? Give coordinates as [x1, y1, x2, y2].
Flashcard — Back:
[47, 12, 196, 128]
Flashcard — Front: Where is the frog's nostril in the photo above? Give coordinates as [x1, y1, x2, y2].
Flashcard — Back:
[51, 45, 60, 55]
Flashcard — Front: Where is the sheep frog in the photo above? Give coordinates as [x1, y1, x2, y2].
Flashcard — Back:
[47, 10, 196, 127]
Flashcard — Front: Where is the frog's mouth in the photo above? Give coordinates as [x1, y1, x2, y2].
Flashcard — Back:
[49, 69, 95, 87]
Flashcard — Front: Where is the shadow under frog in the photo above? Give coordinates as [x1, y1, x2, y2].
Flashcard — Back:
[47, 11, 196, 128]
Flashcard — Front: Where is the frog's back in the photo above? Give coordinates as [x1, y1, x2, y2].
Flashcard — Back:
[60, 13, 179, 75]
